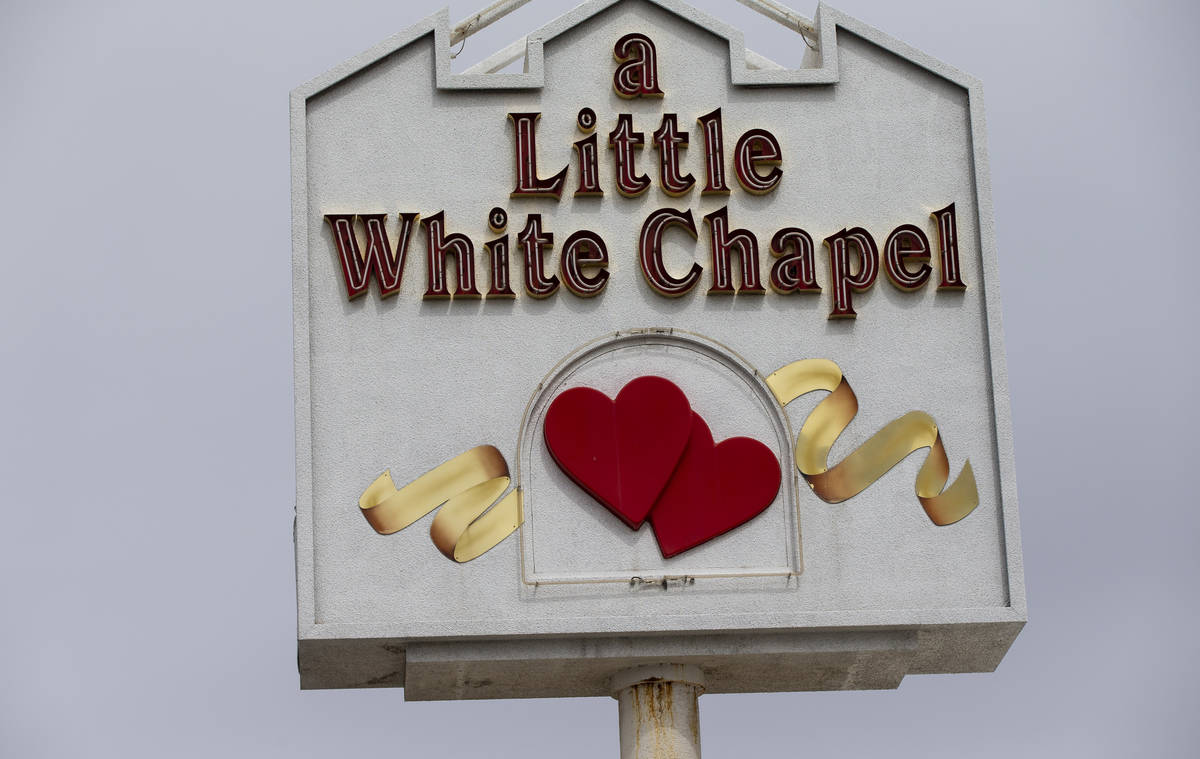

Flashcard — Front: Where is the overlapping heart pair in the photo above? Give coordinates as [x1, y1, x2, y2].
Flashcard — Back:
[543, 376, 782, 557]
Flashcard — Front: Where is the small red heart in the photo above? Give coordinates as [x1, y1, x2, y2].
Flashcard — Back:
[544, 376, 692, 529]
[649, 413, 782, 558]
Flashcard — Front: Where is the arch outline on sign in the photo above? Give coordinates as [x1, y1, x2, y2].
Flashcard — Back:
[514, 328, 803, 589]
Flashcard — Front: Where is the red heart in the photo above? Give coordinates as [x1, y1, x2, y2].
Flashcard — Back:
[649, 413, 782, 558]
[544, 376, 692, 529]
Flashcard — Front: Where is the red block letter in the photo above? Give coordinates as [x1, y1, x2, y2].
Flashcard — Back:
[422, 211, 480, 299]
[883, 224, 932, 291]
[825, 227, 879, 318]
[509, 113, 568, 199]
[932, 203, 966, 290]
[518, 214, 559, 298]
[560, 230, 609, 297]
[653, 114, 695, 196]
[612, 33, 664, 98]
[696, 108, 730, 195]
[770, 227, 821, 294]
[608, 114, 650, 197]
[734, 128, 782, 195]
[639, 208, 701, 297]
[704, 206, 764, 294]
[324, 212, 418, 300]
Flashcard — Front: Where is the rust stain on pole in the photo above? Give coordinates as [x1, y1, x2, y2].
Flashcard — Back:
[614, 666, 703, 759]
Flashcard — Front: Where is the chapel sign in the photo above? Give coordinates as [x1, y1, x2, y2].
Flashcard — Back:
[292, 0, 1024, 699]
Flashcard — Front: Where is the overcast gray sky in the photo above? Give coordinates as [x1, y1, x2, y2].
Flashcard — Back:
[2, 0, 1197, 756]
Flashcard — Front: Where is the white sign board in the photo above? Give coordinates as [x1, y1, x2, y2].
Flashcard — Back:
[292, 0, 1024, 699]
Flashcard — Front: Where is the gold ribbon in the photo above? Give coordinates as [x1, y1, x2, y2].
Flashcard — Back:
[766, 359, 978, 525]
[359, 359, 974, 563]
[358, 445, 523, 562]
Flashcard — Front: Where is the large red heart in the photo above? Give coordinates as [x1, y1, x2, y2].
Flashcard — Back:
[544, 376, 692, 529]
[649, 413, 782, 558]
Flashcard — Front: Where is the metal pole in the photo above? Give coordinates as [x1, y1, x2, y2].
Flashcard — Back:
[450, 0, 533, 45]
[735, 0, 819, 39]
[611, 664, 705, 759]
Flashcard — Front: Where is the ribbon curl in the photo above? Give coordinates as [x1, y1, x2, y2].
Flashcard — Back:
[766, 359, 978, 525]
[358, 445, 523, 562]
